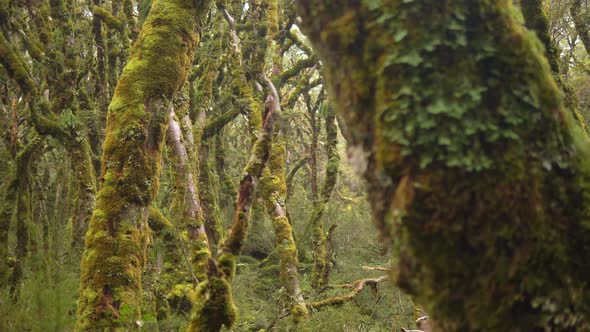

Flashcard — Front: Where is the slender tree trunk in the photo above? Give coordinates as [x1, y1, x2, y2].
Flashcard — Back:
[188, 83, 278, 332]
[214, 132, 238, 203]
[260, 120, 309, 322]
[75, 1, 212, 329]
[297, 1, 590, 330]
[0, 177, 17, 285]
[69, 139, 97, 249]
[310, 107, 339, 291]
[198, 144, 224, 248]
[309, 100, 319, 202]
[167, 104, 211, 282]
[9, 136, 43, 298]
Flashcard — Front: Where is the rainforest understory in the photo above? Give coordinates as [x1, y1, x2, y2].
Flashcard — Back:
[1, 0, 589, 331]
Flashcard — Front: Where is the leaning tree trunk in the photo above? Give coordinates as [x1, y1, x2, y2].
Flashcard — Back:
[571, 0, 590, 58]
[75, 0, 212, 330]
[297, 1, 590, 331]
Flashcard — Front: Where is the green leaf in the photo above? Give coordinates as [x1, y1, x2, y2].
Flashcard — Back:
[394, 29, 408, 42]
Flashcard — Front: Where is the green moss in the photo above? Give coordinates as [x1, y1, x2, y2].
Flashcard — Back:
[520, 0, 587, 138]
[166, 283, 194, 313]
[217, 253, 237, 280]
[199, 157, 224, 246]
[258, 119, 308, 322]
[75, 0, 213, 329]
[0, 32, 37, 96]
[298, 0, 590, 330]
[291, 304, 309, 324]
[92, 6, 123, 31]
[187, 277, 237, 332]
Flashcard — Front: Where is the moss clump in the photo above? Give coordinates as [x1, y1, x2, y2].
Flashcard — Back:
[291, 304, 308, 325]
[187, 276, 237, 332]
[92, 6, 123, 31]
[166, 283, 194, 313]
[0, 32, 38, 96]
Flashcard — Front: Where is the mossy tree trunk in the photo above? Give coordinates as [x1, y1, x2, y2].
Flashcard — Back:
[310, 106, 339, 291]
[167, 102, 211, 283]
[214, 133, 238, 202]
[75, 0, 212, 329]
[260, 119, 309, 322]
[194, 18, 225, 249]
[520, 0, 586, 134]
[571, 0, 590, 57]
[188, 83, 279, 332]
[297, 1, 590, 330]
[6, 136, 43, 297]
[0, 176, 17, 285]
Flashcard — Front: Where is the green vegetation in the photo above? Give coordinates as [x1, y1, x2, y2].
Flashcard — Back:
[1, 0, 590, 331]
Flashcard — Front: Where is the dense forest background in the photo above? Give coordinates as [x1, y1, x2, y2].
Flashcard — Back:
[1, 0, 589, 331]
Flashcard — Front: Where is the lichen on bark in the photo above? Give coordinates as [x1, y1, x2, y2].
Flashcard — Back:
[297, 0, 590, 330]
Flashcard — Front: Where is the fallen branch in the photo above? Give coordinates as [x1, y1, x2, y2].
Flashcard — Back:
[308, 276, 388, 310]
[362, 265, 391, 272]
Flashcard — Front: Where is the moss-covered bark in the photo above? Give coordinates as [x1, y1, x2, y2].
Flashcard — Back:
[520, 0, 586, 136]
[0, 176, 17, 285]
[188, 84, 278, 332]
[519, 0, 559, 73]
[167, 103, 211, 283]
[75, 0, 212, 329]
[571, 0, 590, 58]
[146, 206, 191, 317]
[7, 136, 43, 297]
[309, 107, 339, 291]
[198, 145, 224, 248]
[68, 138, 98, 249]
[309, 276, 387, 310]
[259, 119, 308, 322]
[297, 1, 590, 330]
[214, 132, 238, 201]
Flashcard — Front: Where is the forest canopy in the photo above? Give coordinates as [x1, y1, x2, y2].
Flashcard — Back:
[0, 0, 589, 331]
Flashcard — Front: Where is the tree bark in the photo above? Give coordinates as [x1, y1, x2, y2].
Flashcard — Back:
[260, 119, 309, 322]
[297, 1, 590, 330]
[571, 0, 590, 57]
[521, 0, 587, 136]
[167, 104, 211, 283]
[188, 81, 278, 332]
[310, 106, 339, 291]
[75, 0, 212, 329]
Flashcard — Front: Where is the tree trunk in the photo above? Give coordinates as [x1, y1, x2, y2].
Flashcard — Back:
[75, 0, 212, 329]
[521, 0, 586, 135]
[297, 1, 590, 330]
[571, 0, 590, 57]
[167, 104, 210, 283]
[310, 106, 339, 291]
[188, 83, 278, 332]
[260, 120, 308, 322]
